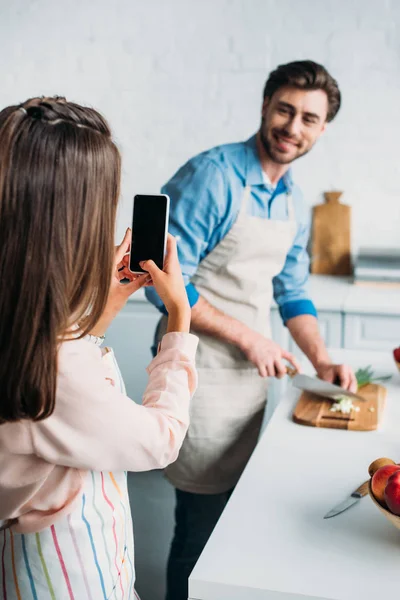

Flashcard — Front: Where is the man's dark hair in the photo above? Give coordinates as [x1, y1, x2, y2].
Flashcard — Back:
[263, 60, 341, 122]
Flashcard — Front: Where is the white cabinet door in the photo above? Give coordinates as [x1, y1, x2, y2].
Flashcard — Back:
[105, 301, 161, 402]
[344, 314, 400, 351]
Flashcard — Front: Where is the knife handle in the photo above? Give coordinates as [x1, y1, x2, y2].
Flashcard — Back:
[286, 368, 342, 383]
[286, 367, 298, 378]
[352, 480, 370, 498]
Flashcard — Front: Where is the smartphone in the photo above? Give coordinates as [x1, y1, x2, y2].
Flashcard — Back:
[129, 194, 170, 274]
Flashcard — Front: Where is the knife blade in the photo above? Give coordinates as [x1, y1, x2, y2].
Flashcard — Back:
[286, 368, 366, 402]
[323, 480, 370, 519]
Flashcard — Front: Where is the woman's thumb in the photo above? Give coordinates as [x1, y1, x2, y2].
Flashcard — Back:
[140, 259, 159, 278]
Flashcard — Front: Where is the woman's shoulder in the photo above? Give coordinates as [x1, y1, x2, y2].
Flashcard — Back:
[58, 337, 101, 359]
[57, 338, 105, 386]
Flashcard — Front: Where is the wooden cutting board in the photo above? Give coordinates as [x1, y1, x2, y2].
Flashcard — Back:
[311, 191, 352, 275]
[292, 383, 387, 430]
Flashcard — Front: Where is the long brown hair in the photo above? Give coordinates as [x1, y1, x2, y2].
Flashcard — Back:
[0, 97, 121, 423]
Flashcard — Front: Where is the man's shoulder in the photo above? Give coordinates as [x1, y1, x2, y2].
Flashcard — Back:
[290, 181, 304, 198]
[189, 139, 248, 172]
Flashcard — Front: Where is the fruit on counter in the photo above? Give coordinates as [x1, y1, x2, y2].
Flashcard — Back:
[371, 464, 400, 507]
[394, 347, 400, 367]
[368, 457, 396, 478]
[384, 471, 400, 515]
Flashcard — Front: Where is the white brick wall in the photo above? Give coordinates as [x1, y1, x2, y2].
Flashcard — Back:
[1, 0, 399, 251]
[2, 4, 399, 598]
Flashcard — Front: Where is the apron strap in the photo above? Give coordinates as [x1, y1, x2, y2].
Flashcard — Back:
[237, 186, 295, 223]
[286, 193, 296, 221]
[238, 185, 252, 217]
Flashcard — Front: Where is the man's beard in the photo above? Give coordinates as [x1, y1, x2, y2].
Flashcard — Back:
[260, 123, 311, 165]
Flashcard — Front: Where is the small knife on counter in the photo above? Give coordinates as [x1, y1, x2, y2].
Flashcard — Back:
[286, 367, 367, 403]
[323, 480, 370, 519]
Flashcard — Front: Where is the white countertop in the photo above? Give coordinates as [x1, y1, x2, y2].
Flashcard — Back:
[307, 275, 351, 312]
[128, 275, 400, 316]
[128, 275, 352, 309]
[299, 275, 400, 315]
[343, 283, 400, 315]
[189, 349, 400, 600]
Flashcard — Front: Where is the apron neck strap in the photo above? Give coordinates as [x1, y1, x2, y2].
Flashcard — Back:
[286, 193, 295, 221]
[239, 185, 252, 216]
[241, 186, 295, 221]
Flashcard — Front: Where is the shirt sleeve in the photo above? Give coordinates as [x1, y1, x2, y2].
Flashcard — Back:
[145, 156, 226, 312]
[272, 190, 317, 324]
[30, 334, 198, 472]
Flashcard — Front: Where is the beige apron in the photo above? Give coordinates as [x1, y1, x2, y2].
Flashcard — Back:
[161, 184, 297, 494]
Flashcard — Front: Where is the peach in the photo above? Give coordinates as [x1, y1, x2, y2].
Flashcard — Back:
[384, 471, 400, 515]
[371, 464, 400, 507]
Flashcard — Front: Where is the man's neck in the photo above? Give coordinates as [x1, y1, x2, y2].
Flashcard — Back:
[256, 131, 290, 185]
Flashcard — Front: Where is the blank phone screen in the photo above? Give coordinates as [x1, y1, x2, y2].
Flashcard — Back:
[129, 195, 168, 272]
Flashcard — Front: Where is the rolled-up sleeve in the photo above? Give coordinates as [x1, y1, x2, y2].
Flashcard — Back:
[272, 194, 317, 325]
[146, 156, 225, 312]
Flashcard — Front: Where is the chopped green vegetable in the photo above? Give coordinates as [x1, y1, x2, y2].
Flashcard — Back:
[355, 365, 392, 389]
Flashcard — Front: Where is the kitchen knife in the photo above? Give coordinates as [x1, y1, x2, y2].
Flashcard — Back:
[286, 368, 366, 402]
[323, 480, 370, 519]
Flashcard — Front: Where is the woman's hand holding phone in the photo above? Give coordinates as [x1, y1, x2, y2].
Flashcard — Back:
[90, 229, 151, 336]
[140, 234, 191, 333]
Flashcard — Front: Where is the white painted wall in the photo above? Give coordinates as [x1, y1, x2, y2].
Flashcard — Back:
[1, 0, 399, 252]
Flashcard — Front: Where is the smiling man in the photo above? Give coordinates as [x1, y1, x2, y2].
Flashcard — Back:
[145, 60, 356, 600]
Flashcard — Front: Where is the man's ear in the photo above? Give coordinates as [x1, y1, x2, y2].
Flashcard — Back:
[319, 122, 328, 137]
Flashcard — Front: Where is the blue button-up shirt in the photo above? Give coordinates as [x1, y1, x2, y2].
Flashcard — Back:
[145, 134, 317, 324]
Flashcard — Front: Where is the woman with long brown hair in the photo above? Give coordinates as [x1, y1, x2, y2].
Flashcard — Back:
[0, 97, 197, 599]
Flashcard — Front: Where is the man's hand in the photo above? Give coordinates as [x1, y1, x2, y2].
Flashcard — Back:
[316, 362, 358, 393]
[286, 315, 358, 393]
[240, 331, 302, 378]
